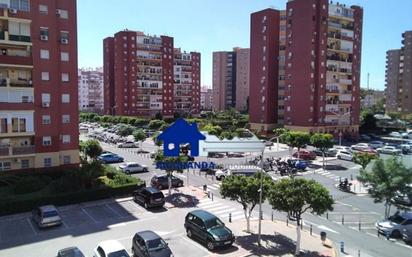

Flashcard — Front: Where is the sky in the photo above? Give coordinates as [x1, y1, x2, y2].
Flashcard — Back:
[78, 0, 412, 91]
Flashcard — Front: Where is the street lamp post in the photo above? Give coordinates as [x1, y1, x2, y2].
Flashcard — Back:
[258, 136, 277, 246]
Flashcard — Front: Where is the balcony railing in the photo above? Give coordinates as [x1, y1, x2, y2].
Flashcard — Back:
[0, 31, 4, 40]
[9, 34, 31, 43]
[326, 88, 339, 93]
[12, 146, 35, 155]
[0, 147, 8, 156]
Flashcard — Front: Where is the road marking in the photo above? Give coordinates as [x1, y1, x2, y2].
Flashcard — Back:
[108, 222, 126, 228]
[26, 218, 37, 235]
[82, 208, 98, 223]
[179, 234, 211, 253]
[175, 174, 186, 178]
[105, 204, 123, 218]
[366, 232, 378, 238]
[327, 211, 379, 215]
[395, 242, 412, 249]
[204, 205, 228, 212]
[317, 225, 340, 234]
[207, 185, 219, 190]
[213, 208, 237, 215]
[156, 230, 176, 236]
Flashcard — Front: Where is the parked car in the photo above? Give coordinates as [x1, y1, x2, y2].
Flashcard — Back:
[226, 152, 245, 158]
[97, 153, 124, 163]
[358, 148, 379, 157]
[117, 141, 138, 148]
[377, 146, 402, 155]
[200, 168, 217, 175]
[402, 228, 412, 244]
[93, 240, 130, 257]
[334, 146, 351, 152]
[133, 187, 165, 209]
[336, 150, 353, 161]
[292, 150, 316, 160]
[215, 167, 261, 180]
[207, 152, 225, 158]
[132, 230, 173, 257]
[350, 143, 370, 152]
[375, 211, 412, 238]
[389, 131, 402, 138]
[312, 148, 337, 157]
[369, 141, 385, 149]
[185, 210, 235, 250]
[32, 205, 62, 228]
[261, 140, 274, 147]
[399, 144, 412, 154]
[360, 134, 371, 141]
[119, 162, 148, 174]
[150, 175, 184, 190]
[57, 247, 85, 257]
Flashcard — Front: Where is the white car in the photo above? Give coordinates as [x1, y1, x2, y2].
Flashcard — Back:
[369, 141, 385, 149]
[334, 146, 351, 152]
[336, 150, 353, 161]
[93, 240, 130, 257]
[376, 146, 401, 155]
[376, 211, 412, 238]
[350, 143, 369, 152]
[117, 141, 138, 148]
[389, 132, 402, 138]
[119, 162, 148, 174]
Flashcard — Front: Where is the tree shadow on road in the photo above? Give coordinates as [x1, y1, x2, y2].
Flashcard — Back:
[235, 233, 326, 257]
[164, 192, 200, 208]
[307, 163, 347, 171]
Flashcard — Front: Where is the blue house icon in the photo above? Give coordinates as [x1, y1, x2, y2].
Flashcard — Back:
[157, 118, 206, 157]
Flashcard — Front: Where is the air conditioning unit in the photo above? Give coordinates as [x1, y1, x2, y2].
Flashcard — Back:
[56, 9, 61, 16]
[40, 35, 48, 41]
[61, 38, 69, 44]
[14, 158, 20, 163]
[8, 8, 17, 14]
[42, 102, 50, 107]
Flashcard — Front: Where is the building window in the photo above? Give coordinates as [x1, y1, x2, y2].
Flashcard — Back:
[57, 9, 68, 19]
[0, 161, 11, 171]
[11, 118, 26, 132]
[42, 136, 52, 146]
[62, 94, 70, 103]
[39, 4, 47, 14]
[0, 118, 7, 133]
[61, 52, 69, 61]
[44, 157, 52, 167]
[62, 135, 70, 144]
[42, 115, 51, 124]
[10, 0, 30, 11]
[60, 31, 69, 42]
[42, 93, 50, 106]
[41, 72, 49, 81]
[40, 27, 49, 37]
[61, 73, 69, 82]
[62, 115, 70, 123]
[40, 49, 49, 59]
[63, 156, 71, 164]
[21, 159, 29, 169]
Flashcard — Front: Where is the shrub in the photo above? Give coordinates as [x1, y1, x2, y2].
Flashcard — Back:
[49, 175, 81, 194]
[14, 176, 51, 194]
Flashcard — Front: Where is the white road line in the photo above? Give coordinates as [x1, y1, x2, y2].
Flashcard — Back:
[176, 174, 186, 178]
[108, 222, 126, 228]
[366, 232, 378, 238]
[197, 202, 220, 208]
[105, 204, 122, 218]
[328, 211, 379, 215]
[26, 218, 37, 235]
[179, 234, 211, 253]
[213, 208, 236, 215]
[207, 185, 218, 190]
[82, 208, 98, 223]
[204, 205, 228, 212]
[124, 200, 144, 213]
[395, 242, 412, 249]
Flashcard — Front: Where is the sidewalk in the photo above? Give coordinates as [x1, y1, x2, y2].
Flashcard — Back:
[163, 186, 207, 208]
[349, 180, 369, 195]
[226, 219, 336, 257]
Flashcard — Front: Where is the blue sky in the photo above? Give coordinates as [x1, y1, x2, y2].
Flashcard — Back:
[78, 0, 412, 90]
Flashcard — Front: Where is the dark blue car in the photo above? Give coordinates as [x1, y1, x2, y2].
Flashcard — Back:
[97, 153, 124, 163]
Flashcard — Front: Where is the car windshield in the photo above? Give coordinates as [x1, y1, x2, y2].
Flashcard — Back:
[388, 214, 406, 224]
[60, 249, 85, 257]
[43, 210, 58, 218]
[147, 238, 167, 251]
[151, 192, 164, 199]
[108, 250, 129, 257]
[205, 217, 224, 229]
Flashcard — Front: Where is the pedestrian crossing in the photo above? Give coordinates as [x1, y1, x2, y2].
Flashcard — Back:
[196, 198, 256, 223]
[315, 170, 341, 181]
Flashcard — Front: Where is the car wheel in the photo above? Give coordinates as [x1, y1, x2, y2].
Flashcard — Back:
[159, 185, 164, 190]
[179, 182, 183, 187]
[143, 168, 148, 172]
[207, 240, 215, 250]
[391, 230, 401, 238]
[337, 155, 341, 160]
[125, 170, 130, 174]
[187, 229, 193, 238]
[144, 202, 149, 209]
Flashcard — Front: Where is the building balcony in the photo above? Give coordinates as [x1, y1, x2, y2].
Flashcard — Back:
[0, 54, 32, 67]
[339, 78, 352, 85]
[0, 145, 35, 157]
[7, 34, 31, 43]
[326, 88, 340, 93]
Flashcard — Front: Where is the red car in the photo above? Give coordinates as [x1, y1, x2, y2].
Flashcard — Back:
[359, 148, 380, 157]
[292, 150, 317, 160]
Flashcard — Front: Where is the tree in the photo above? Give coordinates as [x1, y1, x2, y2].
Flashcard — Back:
[82, 139, 102, 161]
[202, 124, 223, 137]
[353, 152, 377, 169]
[149, 119, 166, 130]
[282, 131, 311, 159]
[154, 151, 189, 195]
[220, 172, 274, 232]
[360, 111, 377, 133]
[117, 124, 134, 137]
[152, 131, 162, 147]
[357, 158, 412, 218]
[268, 179, 334, 255]
[310, 133, 335, 169]
[387, 112, 402, 120]
[133, 129, 146, 148]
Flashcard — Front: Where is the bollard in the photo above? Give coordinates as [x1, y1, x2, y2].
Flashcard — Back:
[342, 215, 345, 225]
[354, 184, 356, 192]
[340, 241, 344, 253]
[358, 250, 360, 257]
[358, 220, 361, 230]
[193, 169, 195, 175]
[310, 225, 313, 235]
[207, 191, 210, 199]
[229, 213, 232, 223]
[271, 211, 274, 222]
[350, 174, 353, 180]
[286, 219, 288, 226]
[326, 212, 329, 220]
[339, 176, 342, 182]
[211, 193, 214, 201]
[300, 220, 303, 230]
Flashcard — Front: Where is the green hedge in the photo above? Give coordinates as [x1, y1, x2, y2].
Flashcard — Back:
[0, 184, 138, 216]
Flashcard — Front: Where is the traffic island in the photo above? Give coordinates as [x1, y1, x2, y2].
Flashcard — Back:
[225, 219, 337, 257]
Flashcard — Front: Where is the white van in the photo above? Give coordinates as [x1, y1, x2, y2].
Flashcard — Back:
[215, 166, 262, 180]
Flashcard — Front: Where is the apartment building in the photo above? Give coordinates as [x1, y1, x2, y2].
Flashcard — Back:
[0, 0, 79, 172]
[200, 86, 213, 111]
[250, 0, 363, 139]
[103, 30, 200, 117]
[385, 31, 412, 114]
[78, 67, 103, 113]
[212, 47, 250, 112]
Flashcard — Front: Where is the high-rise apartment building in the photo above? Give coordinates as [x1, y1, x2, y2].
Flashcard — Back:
[385, 31, 412, 114]
[78, 68, 103, 113]
[250, 0, 363, 139]
[0, 0, 79, 172]
[103, 30, 200, 117]
[200, 86, 213, 111]
[212, 47, 250, 112]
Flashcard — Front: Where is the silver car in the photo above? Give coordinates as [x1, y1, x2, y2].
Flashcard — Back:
[32, 205, 62, 228]
[119, 162, 148, 174]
